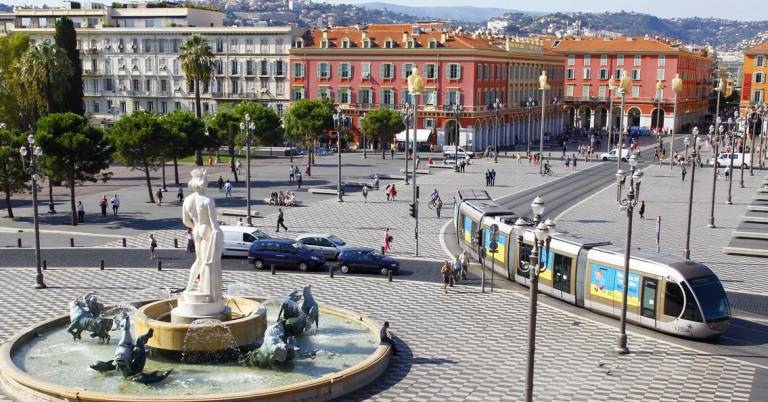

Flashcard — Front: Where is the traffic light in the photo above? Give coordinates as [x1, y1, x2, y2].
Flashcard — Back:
[409, 203, 417, 218]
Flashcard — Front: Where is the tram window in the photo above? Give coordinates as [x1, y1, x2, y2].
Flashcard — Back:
[553, 254, 572, 292]
[663, 282, 684, 317]
[681, 282, 703, 322]
[517, 243, 533, 276]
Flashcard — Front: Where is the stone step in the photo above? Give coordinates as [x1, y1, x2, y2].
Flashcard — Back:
[732, 230, 768, 240]
[723, 246, 768, 257]
[372, 174, 406, 180]
[399, 169, 430, 175]
[748, 205, 768, 212]
[342, 181, 373, 188]
[755, 194, 768, 201]
[218, 208, 259, 218]
[307, 188, 339, 195]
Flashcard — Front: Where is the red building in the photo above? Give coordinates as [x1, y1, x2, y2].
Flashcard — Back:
[543, 36, 713, 134]
[289, 24, 565, 152]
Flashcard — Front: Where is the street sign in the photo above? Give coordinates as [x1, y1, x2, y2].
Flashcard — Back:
[489, 241, 498, 251]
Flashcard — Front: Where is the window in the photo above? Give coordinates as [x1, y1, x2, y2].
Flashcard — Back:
[384, 39, 394, 48]
[231, 60, 238, 75]
[447, 63, 461, 80]
[600, 54, 607, 65]
[260, 79, 268, 90]
[246, 60, 254, 76]
[584, 55, 591, 65]
[404, 63, 414, 79]
[406, 39, 415, 49]
[583, 68, 591, 79]
[446, 89, 460, 106]
[361, 62, 371, 79]
[260, 39, 268, 53]
[231, 79, 240, 94]
[631, 85, 640, 97]
[617, 55, 624, 66]
[145, 58, 152, 72]
[614, 69, 623, 80]
[599, 69, 609, 80]
[755, 72, 765, 84]
[142, 39, 152, 53]
[381, 89, 395, 105]
[317, 87, 330, 99]
[292, 62, 304, 78]
[160, 79, 167, 92]
[362, 39, 371, 48]
[381, 63, 395, 80]
[598, 85, 607, 98]
[132, 79, 140, 91]
[753, 90, 764, 104]
[339, 87, 351, 104]
[664, 282, 684, 317]
[339, 63, 351, 79]
[634, 54, 641, 66]
[104, 78, 113, 91]
[215, 39, 224, 53]
[320, 39, 329, 49]
[565, 68, 575, 79]
[214, 60, 223, 75]
[359, 88, 372, 104]
[581, 85, 590, 99]
[424, 63, 437, 79]
[755, 56, 766, 67]
[632, 69, 641, 80]
[657, 68, 665, 80]
[274, 60, 284, 76]
[294, 38, 304, 48]
[147, 101, 153, 112]
[145, 79, 151, 92]
[428, 39, 437, 48]
[422, 90, 436, 105]
[291, 86, 304, 101]
[172, 39, 180, 53]
[658, 55, 665, 67]
[92, 101, 100, 113]
[566, 85, 574, 97]
[318, 62, 331, 79]
[120, 101, 127, 114]
[245, 39, 254, 52]
[567, 55, 575, 65]
[161, 101, 167, 114]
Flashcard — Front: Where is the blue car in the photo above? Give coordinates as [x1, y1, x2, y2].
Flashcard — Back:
[247, 238, 325, 272]
[337, 248, 400, 275]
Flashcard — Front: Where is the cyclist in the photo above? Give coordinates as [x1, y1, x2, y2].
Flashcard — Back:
[543, 161, 552, 175]
[430, 188, 439, 203]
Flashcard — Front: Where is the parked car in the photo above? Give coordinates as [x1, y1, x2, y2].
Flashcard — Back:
[337, 248, 400, 275]
[247, 238, 325, 272]
[221, 226, 271, 257]
[443, 145, 475, 159]
[295, 234, 350, 260]
[715, 152, 751, 168]
[600, 147, 630, 162]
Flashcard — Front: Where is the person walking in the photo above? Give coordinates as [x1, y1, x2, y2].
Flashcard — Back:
[177, 186, 184, 202]
[296, 171, 303, 189]
[441, 261, 451, 293]
[638, 200, 646, 220]
[362, 185, 369, 203]
[383, 228, 392, 253]
[217, 176, 225, 191]
[156, 188, 163, 206]
[681, 165, 687, 182]
[385, 184, 391, 201]
[452, 254, 462, 285]
[149, 234, 158, 260]
[111, 194, 120, 216]
[491, 169, 496, 186]
[485, 170, 490, 186]
[224, 180, 233, 197]
[76, 201, 85, 223]
[185, 228, 195, 253]
[207, 155, 214, 166]
[460, 250, 469, 280]
[276, 208, 288, 232]
[388, 184, 397, 201]
[436, 197, 443, 218]
[99, 196, 108, 216]
[289, 165, 295, 183]
[572, 154, 577, 171]
[235, 160, 242, 176]
[390, 148, 395, 159]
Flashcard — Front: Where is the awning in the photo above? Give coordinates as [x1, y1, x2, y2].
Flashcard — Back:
[395, 129, 431, 142]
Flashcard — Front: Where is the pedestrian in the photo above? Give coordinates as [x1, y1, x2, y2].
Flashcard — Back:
[99, 195, 108, 216]
[380, 321, 397, 354]
[237, 218, 244, 226]
[305, 164, 311, 176]
[374, 174, 380, 190]
[149, 234, 158, 259]
[572, 154, 577, 171]
[390, 148, 395, 159]
[296, 172, 303, 189]
[289, 165, 295, 183]
[156, 188, 163, 206]
[639, 200, 646, 220]
[276, 208, 288, 232]
[485, 170, 490, 186]
[460, 250, 469, 280]
[208, 155, 213, 166]
[76, 201, 85, 223]
[235, 160, 242, 176]
[185, 227, 195, 253]
[452, 254, 462, 285]
[111, 194, 120, 216]
[681, 165, 687, 182]
[362, 185, 369, 203]
[225, 180, 232, 197]
[565, 157, 570, 168]
[177, 186, 184, 202]
[385, 184, 391, 201]
[491, 169, 496, 186]
[217, 176, 224, 191]
[389, 184, 397, 201]
[436, 197, 442, 218]
[383, 227, 392, 253]
[441, 261, 451, 292]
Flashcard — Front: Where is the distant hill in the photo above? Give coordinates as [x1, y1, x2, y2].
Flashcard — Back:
[0, 3, 12, 12]
[360, 2, 529, 23]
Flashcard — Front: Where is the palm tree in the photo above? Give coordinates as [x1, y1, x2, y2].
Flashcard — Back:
[179, 34, 215, 166]
[18, 42, 71, 115]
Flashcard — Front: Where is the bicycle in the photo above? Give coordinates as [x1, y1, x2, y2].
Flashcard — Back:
[542, 167, 553, 176]
[427, 197, 438, 209]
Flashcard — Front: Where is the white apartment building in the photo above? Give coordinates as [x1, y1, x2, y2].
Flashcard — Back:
[5, 3, 299, 125]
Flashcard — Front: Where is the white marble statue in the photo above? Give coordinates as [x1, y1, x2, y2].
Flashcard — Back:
[182, 168, 224, 305]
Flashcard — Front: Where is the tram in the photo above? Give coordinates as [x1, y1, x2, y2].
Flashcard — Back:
[454, 191, 731, 339]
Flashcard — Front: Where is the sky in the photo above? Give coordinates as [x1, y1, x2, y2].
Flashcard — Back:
[3, 0, 765, 21]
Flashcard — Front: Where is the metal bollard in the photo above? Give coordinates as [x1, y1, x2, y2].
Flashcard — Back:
[157, 260, 162, 271]
[271, 264, 276, 275]
[17, 238, 21, 248]
[388, 269, 393, 282]
[70, 238, 74, 247]
[122, 238, 127, 247]
[329, 266, 334, 278]
[381, 246, 385, 254]
[42, 260, 47, 270]
[174, 238, 178, 248]
[100, 260, 104, 271]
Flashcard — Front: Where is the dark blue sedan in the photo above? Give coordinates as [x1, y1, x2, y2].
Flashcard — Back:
[247, 238, 325, 272]
[337, 248, 400, 275]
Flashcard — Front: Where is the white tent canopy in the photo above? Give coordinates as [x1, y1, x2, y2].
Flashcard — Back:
[395, 129, 431, 142]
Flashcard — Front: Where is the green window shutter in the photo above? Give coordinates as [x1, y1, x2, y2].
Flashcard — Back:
[457, 64, 462, 80]
[380, 64, 385, 80]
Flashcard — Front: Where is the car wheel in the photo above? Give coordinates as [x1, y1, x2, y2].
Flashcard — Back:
[621, 157, 628, 162]
[298, 262, 309, 272]
[253, 259, 265, 270]
[380, 268, 389, 276]
[602, 157, 608, 161]
[340, 264, 350, 274]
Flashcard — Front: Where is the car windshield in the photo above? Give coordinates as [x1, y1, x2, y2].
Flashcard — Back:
[687, 275, 731, 323]
[251, 230, 268, 239]
[328, 235, 346, 246]
[369, 251, 385, 259]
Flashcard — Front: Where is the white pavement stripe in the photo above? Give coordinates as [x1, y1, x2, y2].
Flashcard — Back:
[0, 226, 125, 238]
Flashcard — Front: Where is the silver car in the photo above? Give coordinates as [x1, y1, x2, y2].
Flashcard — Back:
[295, 234, 349, 260]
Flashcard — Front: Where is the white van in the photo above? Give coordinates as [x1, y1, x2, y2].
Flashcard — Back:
[715, 152, 752, 168]
[599, 147, 630, 162]
[221, 225, 271, 257]
[443, 145, 475, 159]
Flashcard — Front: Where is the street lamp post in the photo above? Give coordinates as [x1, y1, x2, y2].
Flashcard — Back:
[749, 108, 759, 177]
[708, 124, 722, 228]
[615, 153, 642, 354]
[361, 112, 367, 159]
[538, 71, 550, 174]
[607, 77, 616, 152]
[333, 107, 347, 202]
[671, 74, 683, 170]
[727, 115, 737, 205]
[19, 135, 46, 289]
[684, 135, 690, 161]
[451, 103, 463, 172]
[655, 79, 665, 137]
[493, 98, 502, 163]
[684, 127, 702, 259]
[516, 196, 555, 402]
[526, 98, 535, 156]
[239, 115, 255, 226]
[617, 71, 631, 172]
[400, 103, 413, 185]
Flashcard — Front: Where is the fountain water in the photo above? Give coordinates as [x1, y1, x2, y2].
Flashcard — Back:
[180, 319, 241, 364]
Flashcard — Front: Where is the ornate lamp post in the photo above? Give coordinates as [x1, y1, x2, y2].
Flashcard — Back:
[19, 135, 46, 289]
[526, 98, 536, 155]
[493, 98, 502, 163]
[749, 107, 759, 177]
[538, 71, 550, 174]
[361, 112, 367, 159]
[607, 77, 616, 152]
[684, 136, 690, 161]
[333, 106, 348, 202]
[655, 79, 665, 135]
[615, 153, 642, 354]
[239, 115, 255, 226]
[451, 103, 463, 171]
[517, 196, 555, 402]
[708, 124, 723, 228]
[400, 102, 414, 185]
[727, 114, 737, 205]
[617, 71, 631, 172]
[684, 127, 703, 259]
[670, 74, 683, 170]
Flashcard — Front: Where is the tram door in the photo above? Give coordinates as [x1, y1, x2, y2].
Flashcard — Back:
[641, 278, 658, 327]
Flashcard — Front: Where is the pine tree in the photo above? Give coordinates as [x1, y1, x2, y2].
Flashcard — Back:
[54, 17, 84, 115]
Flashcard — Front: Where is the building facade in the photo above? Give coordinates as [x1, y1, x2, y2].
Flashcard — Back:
[543, 36, 714, 134]
[741, 41, 767, 109]
[5, 3, 296, 125]
[289, 24, 565, 152]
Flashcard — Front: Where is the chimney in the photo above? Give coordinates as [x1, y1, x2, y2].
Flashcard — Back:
[322, 30, 328, 41]
[361, 31, 367, 41]
[402, 31, 408, 43]
[440, 32, 447, 43]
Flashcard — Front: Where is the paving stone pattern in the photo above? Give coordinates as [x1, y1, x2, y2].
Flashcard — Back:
[0, 267, 757, 401]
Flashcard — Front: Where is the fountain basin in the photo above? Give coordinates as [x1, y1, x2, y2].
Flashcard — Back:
[134, 297, 266, 355]
[0, 299, 391, 402]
